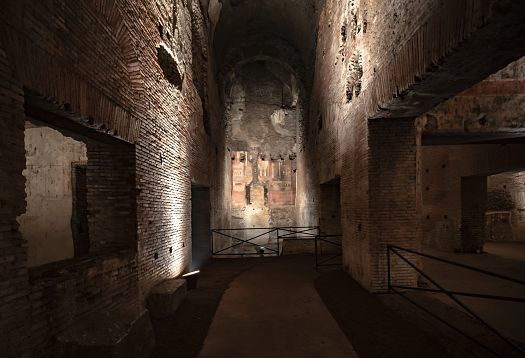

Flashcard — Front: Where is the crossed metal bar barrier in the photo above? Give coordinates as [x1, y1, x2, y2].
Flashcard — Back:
[211, 226, 320, 256]
[387, 245, 525, 357]
[315, 234, 342, 269]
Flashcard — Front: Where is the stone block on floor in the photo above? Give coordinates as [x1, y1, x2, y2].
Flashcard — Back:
[146, 278, 187, 319]
[56, 304, 155, 358]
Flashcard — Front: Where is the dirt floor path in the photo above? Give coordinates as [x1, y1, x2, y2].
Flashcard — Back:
[198, 256, 357, 358]
[151, 252, 522, 358]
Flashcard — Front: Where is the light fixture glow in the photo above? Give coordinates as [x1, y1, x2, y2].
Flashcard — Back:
[182, 270, 200, 277]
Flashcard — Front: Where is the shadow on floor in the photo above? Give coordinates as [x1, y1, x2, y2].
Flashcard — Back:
[150, 258, 264, 358]
[151, 256, 521, 358]
[314, 269, 501, 358]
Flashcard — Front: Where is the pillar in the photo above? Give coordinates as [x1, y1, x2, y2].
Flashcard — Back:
[368, 118, 420, 291]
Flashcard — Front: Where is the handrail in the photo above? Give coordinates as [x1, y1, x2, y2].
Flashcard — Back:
[211, 226, 320, 257]
[315, 234, 343, 269]
[213, 228, 278, 255]
[387, 245, 525, 357]
[212, 226, 319, 231]
[389, 245, 525, 286]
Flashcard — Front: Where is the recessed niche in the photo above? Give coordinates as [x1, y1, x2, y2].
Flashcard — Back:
[157, 45, 183, 89]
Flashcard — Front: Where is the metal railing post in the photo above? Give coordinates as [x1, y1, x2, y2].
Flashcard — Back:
[387, 244, 391, 291]
[315, 234, 319, 270]
[388, 245, 525, 357]
[211, 229, 214, 255]
[277, 228, 280, 256]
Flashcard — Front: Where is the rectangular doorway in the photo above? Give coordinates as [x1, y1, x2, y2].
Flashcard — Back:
[191, 184, 211, 271]
[320, 178, 342, 235]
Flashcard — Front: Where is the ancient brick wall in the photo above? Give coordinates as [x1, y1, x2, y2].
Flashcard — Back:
[86, 141, 137, 251]
[418, 56, 525, 250]
[421, 144, 525, 251]
[309, 0, 510, 290]
[27, 251, 139, 356]
[421, 56, 525, 131]
[0, 40, 31, 357]
[368, 118, 420, 290]
[486, 172, 525, 242]
[222, 59, 302, 230]
[0, 0, 222, 355]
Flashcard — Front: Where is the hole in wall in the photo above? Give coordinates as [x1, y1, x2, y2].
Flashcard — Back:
[346, 52, 363, 103]
[20, 124, 90, 268]
[478, 114, 487, 126]
[157, 45, 183, 89]
[20, 92, 137, 267]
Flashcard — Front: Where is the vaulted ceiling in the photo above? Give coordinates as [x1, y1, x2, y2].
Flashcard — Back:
[212, 0, 324, 87]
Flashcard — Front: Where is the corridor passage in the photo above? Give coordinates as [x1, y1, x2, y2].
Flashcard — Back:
[198, 256, 358, 358]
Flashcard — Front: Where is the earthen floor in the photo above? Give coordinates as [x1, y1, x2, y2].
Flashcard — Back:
[198, 256, 358, 358]
[152, 247, 525, 357]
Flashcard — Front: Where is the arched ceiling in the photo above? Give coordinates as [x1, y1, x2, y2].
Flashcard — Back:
[213, 0, 323, 86]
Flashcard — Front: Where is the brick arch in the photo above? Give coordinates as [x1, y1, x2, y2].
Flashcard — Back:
[221, 54, 306, 107]
[218, 37, 305, 83]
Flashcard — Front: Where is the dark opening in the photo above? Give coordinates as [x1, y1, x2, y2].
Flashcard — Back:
[71, 163, 89, 256]
[461, 176, 487, 253]
[21, 90, 137, 268]
[320, 177, 342, 235]
[157, 46, 183, 89]
[191, 184, 211, 271]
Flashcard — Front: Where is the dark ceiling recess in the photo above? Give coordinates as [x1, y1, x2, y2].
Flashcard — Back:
[214, 0, 324, 90]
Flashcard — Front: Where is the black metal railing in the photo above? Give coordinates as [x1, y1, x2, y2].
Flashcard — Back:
[211, 226, 319, 257]
[315, 234, 342, 269]
[387, 245, 525, 357]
